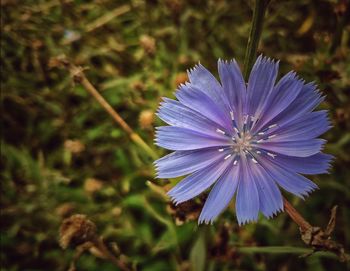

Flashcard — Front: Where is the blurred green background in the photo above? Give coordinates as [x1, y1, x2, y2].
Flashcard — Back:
[1, 0, 350, 270]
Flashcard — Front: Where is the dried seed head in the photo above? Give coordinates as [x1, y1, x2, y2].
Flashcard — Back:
[59, 214, 97, 249]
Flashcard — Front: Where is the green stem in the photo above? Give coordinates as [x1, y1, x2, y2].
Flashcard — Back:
[243, 0, 270, 81]
[130, 133, 158, 160]
[329, 4, 350, 54]
[237, 246, 338, 258]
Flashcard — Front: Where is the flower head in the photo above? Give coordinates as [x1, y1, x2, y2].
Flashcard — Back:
[154, 56, 332, 225]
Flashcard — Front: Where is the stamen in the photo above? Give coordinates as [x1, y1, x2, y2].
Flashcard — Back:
[245, 115, 255, 132]
[252, 158, 258, 164]
[224, 154, 232, 160]
[256, 151, 261, 154]
[233, 160, 238, 165]
[267, 152, 276, 159]
[231, 112, 239, 134]
[257, 139, 264, 143]
[243, 115, 249, 133]
[259, 123, 278, 135]
[244, 115, 248, 124]
[258, 132, 265, 135]
[218, 148, 224, 152]
[216, 128, 225, 135]
[230, 111, 234, 120]
[268, 134, 276, 139]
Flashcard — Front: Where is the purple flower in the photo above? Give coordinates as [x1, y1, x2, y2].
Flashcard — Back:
[154, 56, 332, 225]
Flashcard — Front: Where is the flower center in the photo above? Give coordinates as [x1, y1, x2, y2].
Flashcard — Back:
[216, 112, 279, 165]
[235, 133, 252, 153]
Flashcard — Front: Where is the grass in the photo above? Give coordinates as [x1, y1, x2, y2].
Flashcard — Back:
[1, 0, 350, 270]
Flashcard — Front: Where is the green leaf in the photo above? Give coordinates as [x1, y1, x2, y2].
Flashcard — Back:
[152, 229, 177, 254]
[190, 231, 206, 271]
[122, 194, 145, 208]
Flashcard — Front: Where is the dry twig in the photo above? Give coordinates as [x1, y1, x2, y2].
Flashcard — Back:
[57, 56, 158, 160]
[283, 198, 349, 262]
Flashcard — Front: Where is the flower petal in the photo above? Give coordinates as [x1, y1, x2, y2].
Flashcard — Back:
[198, 161, 240, 224]
[269, 153, 333, 175]
[235, 159, 260, 225]
[155, 148, 228, 178]
[175, 84, 232, 131]
[246, 55, 279, 117]
[250, 163, 283, 218]
[252, 72, 303, 133]
[261, 82, 324, 129]
[266, 111, 331, 142]
[187, 63, 230, 111]
[256, 139, 325, 157]
[257, 155, 318, 198]
[218, 59, 246, 126]
[157, 98, 228, 137]
[155, 126, 231, 151]
[168, 156, 233, 204]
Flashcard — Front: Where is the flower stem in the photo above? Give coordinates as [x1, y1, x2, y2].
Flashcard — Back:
[283, 197, 312, 231]
[61, 58, 158, 160]
[243, 0, 270, 81]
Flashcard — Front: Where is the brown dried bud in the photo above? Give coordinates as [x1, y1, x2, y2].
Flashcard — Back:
[174, 72, 188, 87]
[139, 35, 156, 55]
[64, 139, 85, 154]
[131, 81, 146, 92]
[84, 178, 103, 194]
[178, 55, 190, 65]
[31, 39, 43, 49]
[59, 214, 97, 249]
[139, 110, 154, 130]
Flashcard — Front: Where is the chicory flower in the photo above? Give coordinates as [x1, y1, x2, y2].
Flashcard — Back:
[155, 56, 332, 225]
